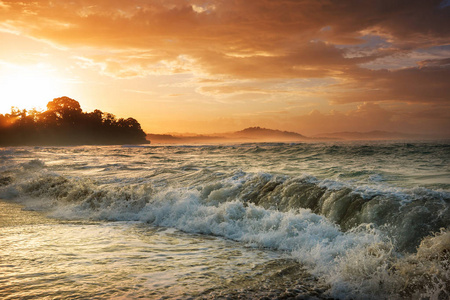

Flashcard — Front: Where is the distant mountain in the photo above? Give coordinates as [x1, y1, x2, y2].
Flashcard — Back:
[228, 127, 306, 141]
[147, 127, 307, 144]
[147, 128, 433, 144]
[313, 131, 428, 140]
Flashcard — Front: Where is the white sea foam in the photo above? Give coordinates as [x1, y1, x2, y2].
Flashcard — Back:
[0, 143, 449, 299]
[9, 177, 448, 299]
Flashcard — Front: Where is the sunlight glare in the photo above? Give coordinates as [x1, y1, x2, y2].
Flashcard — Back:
[0, 65, 68, 114]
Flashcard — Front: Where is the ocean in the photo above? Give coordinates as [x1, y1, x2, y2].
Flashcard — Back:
[0, 142, 448, 299]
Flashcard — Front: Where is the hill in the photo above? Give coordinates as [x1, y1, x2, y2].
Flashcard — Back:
[228, 127, 306, 141]
[146, 127, 437, 144]
[147, 127, 307, 144]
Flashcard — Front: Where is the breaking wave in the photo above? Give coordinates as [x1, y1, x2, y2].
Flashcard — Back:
[0, 142, 449, 299]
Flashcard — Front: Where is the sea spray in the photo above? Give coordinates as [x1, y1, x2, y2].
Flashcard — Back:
[9, 166, 447, 252]
[0, 142, 448, 299]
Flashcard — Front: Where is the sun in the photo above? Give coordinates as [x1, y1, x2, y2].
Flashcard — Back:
[0, 65, 69, 114]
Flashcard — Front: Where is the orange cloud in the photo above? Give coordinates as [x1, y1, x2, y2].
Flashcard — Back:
[2, 1, 447, 76]
[1, 0, 449, 135]
[211, 102, 450, 136]
[291, 103, 450, 136]
[329, 63, 450, 105]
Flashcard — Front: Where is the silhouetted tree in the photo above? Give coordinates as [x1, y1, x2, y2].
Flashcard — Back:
[47, 96, 82, 114]
[0, 97, 149, 146]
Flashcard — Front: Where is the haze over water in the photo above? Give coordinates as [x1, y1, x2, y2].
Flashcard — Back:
[1, 1, 449, 137]
[0, 141, 449, 299]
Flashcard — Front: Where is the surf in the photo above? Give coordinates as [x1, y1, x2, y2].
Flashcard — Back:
[0, 142, 448, 299]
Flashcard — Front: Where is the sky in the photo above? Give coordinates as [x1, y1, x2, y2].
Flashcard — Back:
[0, 0, 449, 136]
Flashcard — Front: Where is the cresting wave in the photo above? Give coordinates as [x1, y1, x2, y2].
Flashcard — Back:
[0, 161, 450, 299]
[2, 160, 448, 252]
[1, 156, 449, 299]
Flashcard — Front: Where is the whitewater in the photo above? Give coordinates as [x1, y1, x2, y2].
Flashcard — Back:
[0, 142, 449, 299]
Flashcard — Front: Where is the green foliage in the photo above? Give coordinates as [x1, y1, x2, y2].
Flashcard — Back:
[0, 96, 149, 146]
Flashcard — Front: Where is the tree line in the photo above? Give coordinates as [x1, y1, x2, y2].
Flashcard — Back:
[0, 97, 149, 146]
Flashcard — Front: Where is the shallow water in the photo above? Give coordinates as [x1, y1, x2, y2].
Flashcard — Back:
[0, 201, 322, 299]
[0, 142, 449, 299]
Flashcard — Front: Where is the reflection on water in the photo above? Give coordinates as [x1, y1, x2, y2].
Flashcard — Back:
[1, 143, 448, 299]
[0, 201, 320, 299]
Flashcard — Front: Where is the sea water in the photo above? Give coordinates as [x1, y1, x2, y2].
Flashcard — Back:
[0, 142, 449, 299]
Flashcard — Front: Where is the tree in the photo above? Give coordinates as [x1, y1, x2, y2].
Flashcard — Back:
[0, 96, 149, 146]
[46, 96, 83, 127]
[47, 96, 82, 113]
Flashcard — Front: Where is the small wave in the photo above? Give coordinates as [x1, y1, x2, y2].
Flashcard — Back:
[3, 172, 448, 299]
[4, 168, 449, 253]
[325, 228, 449, 299]
[121, 145, 152, 148]
[1, 142, 448, 299]
[21, 159, 46, 170]
[0, 176, 12, 186]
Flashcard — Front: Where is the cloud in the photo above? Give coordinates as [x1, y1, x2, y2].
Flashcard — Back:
[1, 0, 449, 134]
[244, 102, 450, 136]
[417, 57, 450, 68]
[1, 1, 448, 77]
[156, 102, 449, 137]
[286, 103, 396, 134]
[329, 64, 450, 105]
